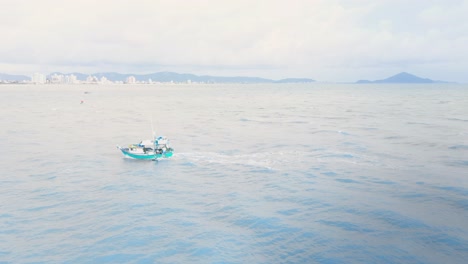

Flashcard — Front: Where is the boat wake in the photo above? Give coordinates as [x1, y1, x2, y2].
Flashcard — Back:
[174, 148, 403, 172]
[174, 151, 306, 170]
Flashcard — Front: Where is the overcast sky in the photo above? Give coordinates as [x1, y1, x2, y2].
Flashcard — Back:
[1, 0, 467, 82]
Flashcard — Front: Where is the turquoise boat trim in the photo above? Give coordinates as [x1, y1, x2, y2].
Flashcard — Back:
[120, 148, 156, 160]
[118, 147, 173, 160]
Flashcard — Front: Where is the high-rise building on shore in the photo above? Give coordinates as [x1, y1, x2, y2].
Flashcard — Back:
[49, 73, 64, 84]
[31, 73, 46, 84]
[86, 75, 98, 83]
[65, 74, 78, 84]
[126, 76, 136, 84]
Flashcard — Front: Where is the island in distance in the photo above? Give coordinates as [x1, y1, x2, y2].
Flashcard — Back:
[356, 72, 450, 84]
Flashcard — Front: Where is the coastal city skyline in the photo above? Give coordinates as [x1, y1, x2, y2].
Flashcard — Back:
[3, 71, 310, 84]
[1, 1, 467, 82]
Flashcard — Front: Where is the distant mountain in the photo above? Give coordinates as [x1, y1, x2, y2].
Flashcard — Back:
[356, 72, 447, 84]
[50, 71, 315, 83]
[0, 73, 30, 81]
[274, 78, 315, 83]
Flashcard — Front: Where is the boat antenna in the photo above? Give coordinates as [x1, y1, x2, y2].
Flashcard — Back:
[150, 116, 155, 138]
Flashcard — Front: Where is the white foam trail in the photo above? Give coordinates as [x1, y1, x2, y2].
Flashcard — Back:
[173, 151, 310, 170]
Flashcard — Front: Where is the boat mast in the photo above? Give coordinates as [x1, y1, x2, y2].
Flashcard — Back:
[150, 116, 156, 150]
[150, 116, 155, 137]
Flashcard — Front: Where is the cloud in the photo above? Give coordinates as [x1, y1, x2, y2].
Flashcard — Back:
[0, 0, 467, 81]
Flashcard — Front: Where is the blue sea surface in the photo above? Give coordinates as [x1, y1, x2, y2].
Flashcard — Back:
[0, 83, 467, 263]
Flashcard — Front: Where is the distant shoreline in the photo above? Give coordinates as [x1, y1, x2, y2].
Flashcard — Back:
[0, 71, 459, 84]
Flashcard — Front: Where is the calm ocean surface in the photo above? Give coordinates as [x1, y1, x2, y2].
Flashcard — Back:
[0, 83, 467, 263]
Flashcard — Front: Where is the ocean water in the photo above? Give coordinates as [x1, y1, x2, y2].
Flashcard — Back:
[0, 83, 467, 263]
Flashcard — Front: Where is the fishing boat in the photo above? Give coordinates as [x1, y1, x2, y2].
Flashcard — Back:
[117, 136, 174, 160]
